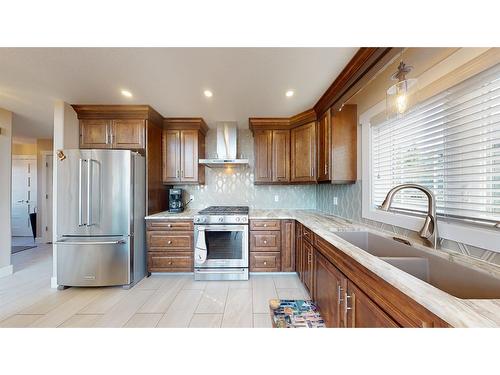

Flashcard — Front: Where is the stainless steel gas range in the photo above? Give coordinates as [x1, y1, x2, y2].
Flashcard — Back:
[193, 206, 249, 281]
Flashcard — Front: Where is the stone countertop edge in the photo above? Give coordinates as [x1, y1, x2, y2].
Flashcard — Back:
[144, 208, 500, 327]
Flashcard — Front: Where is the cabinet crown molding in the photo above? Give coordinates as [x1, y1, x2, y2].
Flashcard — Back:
[163, 117, 209, 135]
[249, 109, 317, 134]
[71, 104, 162, 124]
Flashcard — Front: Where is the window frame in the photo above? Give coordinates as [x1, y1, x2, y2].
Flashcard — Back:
[361, 101, 500, 253]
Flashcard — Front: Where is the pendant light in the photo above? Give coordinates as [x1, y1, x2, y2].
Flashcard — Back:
[386, 51, 418, 119]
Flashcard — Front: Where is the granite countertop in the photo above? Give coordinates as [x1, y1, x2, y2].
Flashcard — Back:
[145, 208, 200, 220]
[145, 208, 500, 327]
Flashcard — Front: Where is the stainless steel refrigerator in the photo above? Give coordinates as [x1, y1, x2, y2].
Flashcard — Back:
[55, 149, 146, 288]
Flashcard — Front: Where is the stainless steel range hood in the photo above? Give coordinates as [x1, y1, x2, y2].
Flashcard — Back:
[199, 122, 249, 167]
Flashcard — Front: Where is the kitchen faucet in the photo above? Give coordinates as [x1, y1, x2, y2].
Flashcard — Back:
[379, 184, 438, 249]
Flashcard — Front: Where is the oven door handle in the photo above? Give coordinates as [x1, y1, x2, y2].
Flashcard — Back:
[194, 227, 208, 264]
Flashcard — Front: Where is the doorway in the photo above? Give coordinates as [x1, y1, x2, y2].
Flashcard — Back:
[11, 155, 37, 251]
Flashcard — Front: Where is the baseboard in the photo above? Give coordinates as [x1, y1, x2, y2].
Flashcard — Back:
[50, 276, 58, 289]
[0, 264, 13, 278]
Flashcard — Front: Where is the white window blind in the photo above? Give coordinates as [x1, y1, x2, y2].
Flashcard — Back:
[371, 63, 500, 225]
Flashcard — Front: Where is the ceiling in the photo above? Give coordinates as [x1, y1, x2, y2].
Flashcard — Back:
[0, 48, 358, 138]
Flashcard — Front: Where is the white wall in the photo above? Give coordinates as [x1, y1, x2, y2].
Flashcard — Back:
[0, 109, 13, 278]
[51, 101, 79, 287]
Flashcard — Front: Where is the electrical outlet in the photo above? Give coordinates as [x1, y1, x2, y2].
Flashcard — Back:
[333, 197, 338, 206]
[274, 195, 279, 202]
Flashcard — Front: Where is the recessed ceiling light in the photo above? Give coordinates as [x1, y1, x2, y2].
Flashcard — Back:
[121, 89, 133, 98]
[204, 90, 213, 98]
[286, 90, 294, 97]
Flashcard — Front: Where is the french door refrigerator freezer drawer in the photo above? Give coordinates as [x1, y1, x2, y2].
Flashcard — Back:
[56, 237, 130, 287]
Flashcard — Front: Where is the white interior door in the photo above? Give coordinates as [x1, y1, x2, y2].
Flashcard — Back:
[12, 157, 37, 237]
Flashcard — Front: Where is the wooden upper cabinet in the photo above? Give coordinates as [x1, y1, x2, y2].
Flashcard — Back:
[163, 130, 181, 183]
[331, 104, 357, 183]
[254, 130, 273, 183]
[162, 118, 207, 185]
[180, 130, 199, 182]
[291, 122, 316, 183]
[111, 119, 145, 149]
[317, 110, 331, 182]
[80, 119, 110, 149]
[345, 280, 399, 328]
[314, 250, 346, 328]
[272, 130, 290, 182]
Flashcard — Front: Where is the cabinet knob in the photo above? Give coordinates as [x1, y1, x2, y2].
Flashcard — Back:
[167, 240, 172, 244]
[167, 224, 172, 227]
[168, 261, 173, 265]
[263, 224, 267, 227]
[263, 240, 267, 244]
[263, 261, 267, 265]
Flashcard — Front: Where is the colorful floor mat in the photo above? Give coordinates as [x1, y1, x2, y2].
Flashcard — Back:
[270, 299, 325, 328]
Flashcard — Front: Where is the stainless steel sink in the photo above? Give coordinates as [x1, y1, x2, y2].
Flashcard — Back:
[335, 231, 500, 299]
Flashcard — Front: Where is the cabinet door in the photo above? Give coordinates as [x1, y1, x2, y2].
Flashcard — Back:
[317, 110, 331, 181]
[254, 130, 272, 183]
[163, 130, 181, 183]
[331, 104, 357, 183]
[314, 250, 345, 327]
[180, 130, 199, 182]
[272, 130, 290, 182]
[302, 239, 314, 296]
[80, 119, 110, 149]
[346, 280, 399, 328]
[291, 122, 316, 182]
[111, 119, 145, 149]
[295, 223, 304, 282]
[281, 220, 295, 272]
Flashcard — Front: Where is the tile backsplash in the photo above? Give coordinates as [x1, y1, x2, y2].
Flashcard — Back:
[175, 129, 316, 209]
[316, 181, 500, 267]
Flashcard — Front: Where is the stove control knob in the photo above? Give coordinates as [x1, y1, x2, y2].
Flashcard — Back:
[236, 217, 240, 222]
[218, 217, 224, 223]
[242, 217, 247, 222]
[194, 217, 199, 223]
[202, 217, 207, 223]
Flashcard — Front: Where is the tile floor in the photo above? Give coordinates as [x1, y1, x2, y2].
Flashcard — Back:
[0, 244, 310, 328]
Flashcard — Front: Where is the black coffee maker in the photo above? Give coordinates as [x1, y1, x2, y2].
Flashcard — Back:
[168, 188, 184, 213]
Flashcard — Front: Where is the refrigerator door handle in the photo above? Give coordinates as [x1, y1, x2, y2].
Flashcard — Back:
[56, 239, 126, 245]
[87, 158, 93, 226]
[78, 158, 86, 226]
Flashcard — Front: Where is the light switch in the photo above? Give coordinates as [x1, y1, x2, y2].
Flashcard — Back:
[274, 195, 279, 202]
[333, 197, 338, 206]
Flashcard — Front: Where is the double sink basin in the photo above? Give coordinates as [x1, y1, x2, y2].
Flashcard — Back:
[335, 231, 500, 300]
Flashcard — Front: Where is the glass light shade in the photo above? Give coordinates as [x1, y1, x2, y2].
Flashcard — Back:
[386, 78, 418, 119]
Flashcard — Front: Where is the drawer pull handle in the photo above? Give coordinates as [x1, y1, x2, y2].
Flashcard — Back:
[167, 240, 172, 244]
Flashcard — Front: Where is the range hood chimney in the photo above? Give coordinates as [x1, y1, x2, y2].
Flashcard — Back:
[199, 122, 249, 167]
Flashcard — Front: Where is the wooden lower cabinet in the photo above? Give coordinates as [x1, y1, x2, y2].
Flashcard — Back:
[250, 252, 281, 272]
[302, 238, 314, 296]
[345, 280, 399, 328]
[314, 250, 345, 328]
[296, 226, 450, 328]
[281, 220, 295, 272]
[146, 220, 194, 273]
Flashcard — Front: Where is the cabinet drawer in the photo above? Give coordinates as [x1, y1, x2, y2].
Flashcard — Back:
[147, 231, 193, 251]
[250, 220, 281, 231]
[146, 220, 193, 231]
[302, 226, 313, 243]
[250, 231, 281, 252]
[250, 252, 281, 272]
[148, 252, 193, 272]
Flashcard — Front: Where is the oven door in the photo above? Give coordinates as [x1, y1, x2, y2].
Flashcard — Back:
[194, 224, 248, 268]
